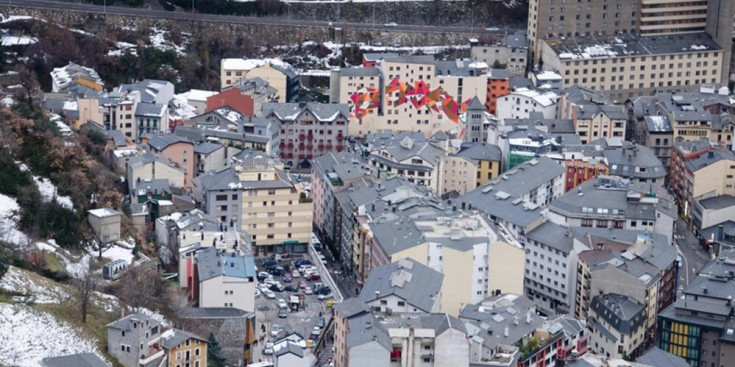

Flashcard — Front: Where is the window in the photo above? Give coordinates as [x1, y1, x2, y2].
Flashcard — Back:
[397, 301, 405, 307]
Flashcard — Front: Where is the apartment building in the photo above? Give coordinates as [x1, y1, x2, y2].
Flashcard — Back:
[143, 134, 195, 190]
[261, 102, 350, 168]
[670, 139, 735, 219]
[574, 229, 677, 346]
[311, 152, 374, 257]
[366, 132, 444, 192]
[658, 252, 735, 367]
[161, 329, 208, 367]
[333, 299, 390, 367]
[693, 195, 735, 240]
[209, 77, 278, 116]
[486, 68, 511, 115]
[496, 88, 559, 121]
[50, 62, 104, 94]
[497, 125, 581, 169]
[470, 31, 528, 76]
[184, 107, 279, 155]
[219, 58, 298, 102]
[366, 206, 525, 315]
[655, 90, 735, 149]
[561, 146, 610, 192]
[193, 155, 312, 254]
[558, 85, 612, 119]
[177, 308, 257, 366]
[358, 258, 443, 314]
[439, 142, 502, 196]
[588, 138, 667, 185]
[571, 104, 626, 144]
[328, 67, 381, 118]
[547, 175, 676, 242]
[459, 156, 564, 241]
[540, 33, 724, 102]
[587, 293, 647, 360]
[190, 247, 256, 312]
[127, 151, 186, 191]
[463, 96, 498, 144]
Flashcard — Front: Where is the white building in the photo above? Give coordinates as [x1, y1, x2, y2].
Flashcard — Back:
[496, 88, 559, 121]
[193, 247, 256, 312]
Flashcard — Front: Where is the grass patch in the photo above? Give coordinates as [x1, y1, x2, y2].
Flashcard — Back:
[42, 252, 69, 275]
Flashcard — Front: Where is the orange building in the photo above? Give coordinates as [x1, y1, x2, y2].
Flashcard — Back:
[161, 329, 208, 367]
[486, 70, 510, 115]
[564, 158, 609, 192]
[206, 88, 255, 116]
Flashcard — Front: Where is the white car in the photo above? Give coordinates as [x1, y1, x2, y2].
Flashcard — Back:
[304, 286, 313, 295]
[264, 289, 276, 299]
[258, 283, 271, 293]
[271, 324, 283, 337]
[277, 298, 288, 309]
[291, 269, 301, 278]
[384, 22, 398, 27]
[318, 293, 333, 301]
[264, 342, 274, 355]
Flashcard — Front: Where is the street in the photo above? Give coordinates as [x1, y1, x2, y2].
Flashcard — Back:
[674, 217, 712, 293]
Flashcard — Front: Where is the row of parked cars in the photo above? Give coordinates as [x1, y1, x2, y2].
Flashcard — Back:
[256, 258, 333, 300]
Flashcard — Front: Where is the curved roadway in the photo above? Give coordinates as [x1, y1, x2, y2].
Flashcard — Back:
[5, 0, 485, 34]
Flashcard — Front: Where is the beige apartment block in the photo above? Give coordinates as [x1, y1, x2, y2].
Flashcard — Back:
[236, 163, 313, 254]
[540, 32, 724, 103]
[220, 58, 295, 102]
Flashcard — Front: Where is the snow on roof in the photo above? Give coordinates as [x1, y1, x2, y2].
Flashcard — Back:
[535, 70, 563, 81]
[222, 58, 290, 72]
[88, 208, 120, 218]
[512, 88, 558, 107]
[180, 89, 217, 102]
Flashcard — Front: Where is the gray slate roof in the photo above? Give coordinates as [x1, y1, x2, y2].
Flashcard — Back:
[193, 142, 225, 155]
[698, 195, 735, 210]
[588, 138, 666, 179]
[262, 102, 350, 122]
[135, 102, 165, 117]
[455, 142, 502, 162]
[340, 67, 380, 77]
[358, 258, 443, 313]
[275, 341, 304, 358]
[527, 221, 574, 253]
[195, 246, 256, 282]
[334, 297, 371, 319]
[636, 347, 691, 367]
[107, 313, 160, 331]
[178, 307, 252, 319]
[41, 353, 108, 367]
[458, 156, 563, 227]
[162, 329, 206, 350]
[590, 293, 646, 334]
[145, 133, 192, 151]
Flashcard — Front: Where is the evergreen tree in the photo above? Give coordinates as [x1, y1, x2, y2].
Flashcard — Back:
[207, 331, 226, 367]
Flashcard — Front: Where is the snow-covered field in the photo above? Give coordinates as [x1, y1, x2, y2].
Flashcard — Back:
[0, 303, 109, 367]
[33, 176, 74, 211]
[0, 266, 70, 304]
[149, 27, 188, 56]
[0, 193, 30, 246]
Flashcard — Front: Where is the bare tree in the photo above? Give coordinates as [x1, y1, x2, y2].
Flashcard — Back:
[75, 265, 96, 323]
[113, 264, 169, 313]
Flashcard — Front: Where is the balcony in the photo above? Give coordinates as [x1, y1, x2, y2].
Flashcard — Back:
[337, 134, 345, 141]
[336, 144, 344, 151]
[299, 133, 306, 140]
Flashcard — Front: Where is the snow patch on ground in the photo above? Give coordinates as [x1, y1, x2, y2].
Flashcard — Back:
[33, 176, 74, 211]
[0, 266, 70, 304]
[149, 26, 187, 56]
[1, 35, 37, 46]
[107, 41, 138, 57]
[0, 303, 108, 367]
[0, 193, 30, 246]
[0, 15, 39, 24]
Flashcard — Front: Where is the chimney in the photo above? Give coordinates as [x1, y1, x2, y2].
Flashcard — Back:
[375, 291, 380, 300]
[526, 310, 532, 324]
[718, 225, 725, 241]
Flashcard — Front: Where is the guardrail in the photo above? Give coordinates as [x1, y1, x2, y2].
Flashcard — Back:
[308, 243, 344, 303]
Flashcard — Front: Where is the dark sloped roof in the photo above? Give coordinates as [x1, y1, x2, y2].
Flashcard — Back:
[178, 307, 252, 319]
[42, 354, 108, 367]
[636, 347, 691, 367]
[161, 329, 206, 350]
[358, 258, 443, 313]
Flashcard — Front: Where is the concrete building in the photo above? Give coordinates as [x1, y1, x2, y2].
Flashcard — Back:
[693, 195, 735, 237]
[220, 58, 298, 102]
[333, 299, 391, 367]
[658, 252, 735, 367]
[588, 291, 648, 359]
[584, 138, 667, 185]
[177, 89, 217, 114]
[358, 258, 443, 314]
[329, 66, 381, 118]
[209, 77, 278, 116]
[193, 142, 231, 176]
[540, 33, 724, 102]
[127, 152, 186, 191]
[190, 246, 256, 312]
[486, 68, 511, 115]
[670, 139, 735, 220]
[470, 32, 528, 76]
[183, 107, 279, 155]
[178, 307, 257, 365]
[547, 175, 677, 242]
[561, 145, 610, 192]
[571, 103, 626, 144]
[459, 156, 564, 241]
[87, 208, 122, 244]
[463, 96, 499, 144]
[439, 142, 502, 196]
[107, 313, 164, 367]
[143, 134, 195, 190]
[193, 155, 312, 254]
[496, 125, 581, 169]
[496, 88, 559, 121]
[262, 102, 350, 168]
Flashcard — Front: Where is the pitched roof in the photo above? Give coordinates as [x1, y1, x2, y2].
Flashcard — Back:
[334, 297, 371, 318]
[178, 307, 252, 319]
[193, 142, 225, 155]
[262, 102, 350, 122]
[275, 341, 304, 358]
[636, 347, 691, 367]
[590, 293, 646, 335]
[340, 67, 380, 77]
[195, 247, 256, 282]
[698, 195, 735, 210]
[466, 96, 485, 110]
[135, 102, 166, 117]
[41, 353, 108, 367]
[358, 258, 443, 313]
[527, 221, 574, 253]
[161, 329, 206, 350]
[145, 133, 193, 151]
[107, 313, 160, 331]
[455, 142, 502, 162]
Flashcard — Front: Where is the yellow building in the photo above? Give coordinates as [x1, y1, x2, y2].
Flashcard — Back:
[220, 58, 298, 102]
[236, 161, 313, 254]
[161, 329, 208, 367]
[439, 142, 502, 196]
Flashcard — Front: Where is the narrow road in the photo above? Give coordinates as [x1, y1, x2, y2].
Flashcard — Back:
[3, 0, 489, 34]
[674, 217, 711, 293]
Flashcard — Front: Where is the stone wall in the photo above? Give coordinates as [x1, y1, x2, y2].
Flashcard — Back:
[0, 5, 472, 46]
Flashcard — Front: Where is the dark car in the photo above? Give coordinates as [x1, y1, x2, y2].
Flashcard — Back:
[269, 268, 285, 277]
[294, 259, 312, 268]
[315, 317, 325, 328]
[270, 284, 284, 292]
[283, 285, 299, 292]
[257, 272, 271, 282]
[305, 273, 321, 281]
[278, 308, 288, 318]
[264, 260, 278, 268]
[313, 243, 322, 252]
[314, 286, 331, 295]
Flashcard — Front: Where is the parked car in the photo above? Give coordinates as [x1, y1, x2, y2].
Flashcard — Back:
[278, 308, 288, 318]
[283, 285, 299, 292]
[313, 282, 325, 289]
[264, 289, 276, 299]
[257, 272, 271, 282]
[271, 324, 283, 337]
[283, 275, 293, 283]
[298, 281, 307, 289]
[304, 286, 313, 295]
[254, 289, 261, 298]
[295, 259, 312, 268]
[305, 273, 321, 281]
[277, 298, 288, 309]
[264, 260, 278, 268]
[269, 268, 285, 277]
[291, 269, 301, 278]
[264, 342, 274, 355]
[314, 286, 331, 295]
[318, 293, 333, 301]
[384, 22, 398, 27]
[270, 284, 285, 292]
[316, 317, 325, 328]
[258, 283, 271, 293]
[264, 278, 280, 286]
